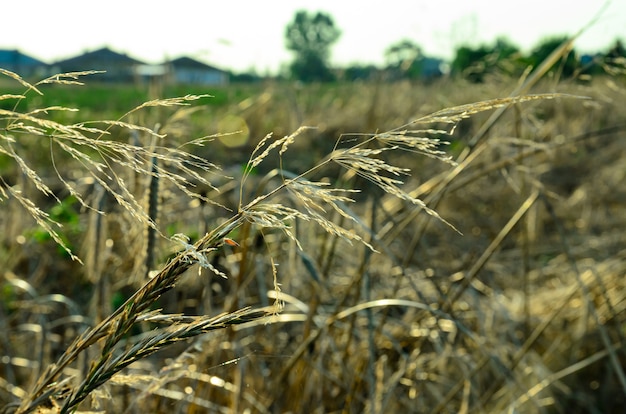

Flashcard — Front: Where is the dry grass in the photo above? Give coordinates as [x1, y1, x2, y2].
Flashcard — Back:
[1, 40, 626, 413]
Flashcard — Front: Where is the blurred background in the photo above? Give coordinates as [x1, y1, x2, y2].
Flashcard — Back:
[2, 1, 626, 413]
[2, 0, 624, 81]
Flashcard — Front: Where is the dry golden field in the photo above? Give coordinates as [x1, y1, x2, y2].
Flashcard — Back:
[1, 59, 626, 413]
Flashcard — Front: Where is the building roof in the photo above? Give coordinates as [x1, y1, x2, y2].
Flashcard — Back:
[0, 49, 46, 67]
[53, 47, 145, 67]
[168, 56, 225, 72]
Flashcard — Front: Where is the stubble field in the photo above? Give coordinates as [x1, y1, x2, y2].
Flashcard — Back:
[1, 66, 625, 413]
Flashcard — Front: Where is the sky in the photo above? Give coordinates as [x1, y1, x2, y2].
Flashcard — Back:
[3, 0, 624, 74]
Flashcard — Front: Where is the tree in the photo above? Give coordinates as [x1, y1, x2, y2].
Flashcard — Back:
[528, 36, 578, 78]
[492, 37, 519, 60]
[606, 39, 625, 58]
[343, 64, 378, 82]
[385, 39, 424, 80]
[451, 44, 491, 82]
[602, 39, 626, 76]
[491, 37, 523, 76]
[451, 37, 522, 82]
[285, 10, 340, 82]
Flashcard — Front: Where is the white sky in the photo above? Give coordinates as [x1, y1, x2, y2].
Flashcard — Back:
[3, 0, 624, 74]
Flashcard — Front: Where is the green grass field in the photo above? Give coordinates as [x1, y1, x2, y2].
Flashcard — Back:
[1, 62, 626, 413]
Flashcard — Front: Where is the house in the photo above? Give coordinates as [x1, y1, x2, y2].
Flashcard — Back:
[2, 47, 232, 85]
[51, 47, 145, 82]
[421, 56, 447, 80]
[166, 57, 229, 86]
[135, 64, 169, 85]
[0, 49, 48, 78]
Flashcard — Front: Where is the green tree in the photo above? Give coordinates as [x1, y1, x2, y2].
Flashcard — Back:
[451, 37, 522, 82]
[528, 36, 578, 78]
[343, 64, 378, 81]
[589, 39, 626, 77]
[451, 44, 491, 82]
[285, 10, 340, 82]
[385, 39, 424, 79]
[492, 37, 519, 60]
[491, 37, 523, 76]
[606, 39, 626, 58]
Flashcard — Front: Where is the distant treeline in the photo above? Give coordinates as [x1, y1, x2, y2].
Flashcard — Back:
[259, 34, 625, 84]
[236, 10, 626, 84]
